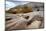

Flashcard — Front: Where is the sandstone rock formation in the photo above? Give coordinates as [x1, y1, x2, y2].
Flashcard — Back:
[5, 11, 44, 31]
[5, 1, 44, 31]
[6, 5, 32, 14]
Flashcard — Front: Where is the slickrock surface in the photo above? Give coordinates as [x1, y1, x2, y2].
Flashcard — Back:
[5, 11, 44, 31]
[5, 1, 44, 31]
